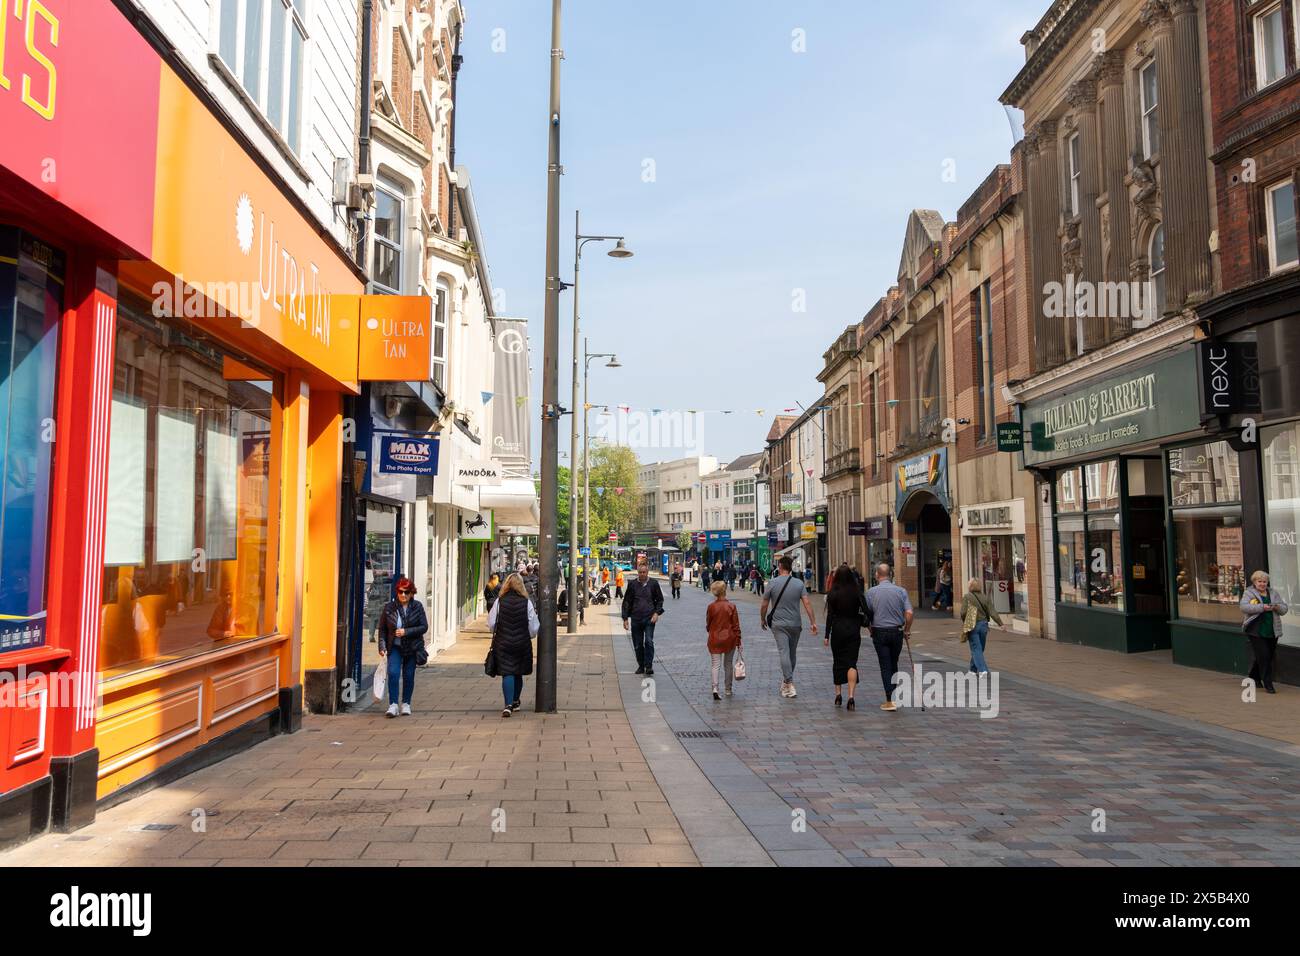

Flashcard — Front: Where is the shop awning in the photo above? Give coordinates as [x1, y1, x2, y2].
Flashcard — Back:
[478, 478, 540, 531]
[772, 540, 813, 559]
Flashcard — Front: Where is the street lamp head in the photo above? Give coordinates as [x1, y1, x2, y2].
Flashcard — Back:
[607, 239, 633, 259]
[606, 355, 622, 368]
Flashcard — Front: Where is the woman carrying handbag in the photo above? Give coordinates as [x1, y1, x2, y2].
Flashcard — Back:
[486, 573, 539, 717]
[376, 577, 429, 717]
[959, 579, 1002, 674]
[705, 580, 742, 700]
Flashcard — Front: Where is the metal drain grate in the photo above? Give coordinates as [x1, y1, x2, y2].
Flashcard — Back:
[675, 730, 720, 739]
[139, 823, 177, 832]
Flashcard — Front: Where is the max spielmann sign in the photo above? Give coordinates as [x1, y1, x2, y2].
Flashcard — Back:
[1022, 349, 1200, 467]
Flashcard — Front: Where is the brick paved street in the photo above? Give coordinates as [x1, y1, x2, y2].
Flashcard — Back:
[629, 577, 1300, 867]
[0, 610, 696, 867]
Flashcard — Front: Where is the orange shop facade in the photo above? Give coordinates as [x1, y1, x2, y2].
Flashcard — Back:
[0, 0, 426, 847]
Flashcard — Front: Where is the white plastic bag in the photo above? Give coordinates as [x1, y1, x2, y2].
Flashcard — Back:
[373, 661, 387, 701]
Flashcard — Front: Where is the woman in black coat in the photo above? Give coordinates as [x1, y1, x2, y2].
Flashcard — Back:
[377, 577, 429, 717]
[823, 564, 867, 710]
[487, 573, 540, 717]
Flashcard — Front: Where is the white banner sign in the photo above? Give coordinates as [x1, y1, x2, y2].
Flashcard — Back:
[454, 460, 502, 486]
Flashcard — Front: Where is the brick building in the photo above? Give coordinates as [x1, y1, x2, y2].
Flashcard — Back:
[1195, 0, 1300, 683]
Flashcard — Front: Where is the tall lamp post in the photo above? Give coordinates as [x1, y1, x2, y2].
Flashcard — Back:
[566, 211, 632, 633]
[537, 0, 564, 713]
[582, 341, 621, 564]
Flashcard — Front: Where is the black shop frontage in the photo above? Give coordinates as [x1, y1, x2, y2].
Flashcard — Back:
[1196, 273, 1300, 686]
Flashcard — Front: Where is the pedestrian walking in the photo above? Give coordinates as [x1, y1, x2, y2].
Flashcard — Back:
[486, 573, 538, 717]
[725, 562, 736, 591]
[701, 564, 711, 589]
[932, 560, 954, 610]
[376, 577, 429, 717]
[864, 562, 913, 712]
[1242, 570, 1289, 694]
[706, 580, 742, 700]
[483, 572, 501, 614]
[615, 567, 626, 599]
[959, 578, 1002, 674]
[670, 564, 683, 600]
[824, 564, 868, 710]
[622, 562, 665, 675]
[523, 564, 540, 607]
[753, 565, 765, 596]
[803, 564, 815, 592]
[602, 565, 611, 587]
[759, 555, 818, 698]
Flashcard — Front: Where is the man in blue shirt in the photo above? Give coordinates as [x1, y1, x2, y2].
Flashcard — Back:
[863, 563, 913, 712]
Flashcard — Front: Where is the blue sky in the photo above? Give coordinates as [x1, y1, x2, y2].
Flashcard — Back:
[456, 0, 1047, 466]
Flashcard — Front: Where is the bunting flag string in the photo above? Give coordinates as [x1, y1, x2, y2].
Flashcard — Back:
[581, 394, 944, 418]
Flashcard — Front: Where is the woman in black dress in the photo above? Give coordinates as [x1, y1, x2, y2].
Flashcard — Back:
[823, 564, 867, 710]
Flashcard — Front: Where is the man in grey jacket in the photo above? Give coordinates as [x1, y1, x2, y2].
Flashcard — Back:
[1241, 570, 1289, 694]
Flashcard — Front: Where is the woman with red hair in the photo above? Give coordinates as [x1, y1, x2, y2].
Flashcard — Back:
[377, 577, 429, 717]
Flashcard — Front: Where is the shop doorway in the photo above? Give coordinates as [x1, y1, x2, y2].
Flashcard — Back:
[919, 502, 953, 609]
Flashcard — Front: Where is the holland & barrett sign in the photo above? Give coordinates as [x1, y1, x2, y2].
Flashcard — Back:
[1022, 349, 1199, 466]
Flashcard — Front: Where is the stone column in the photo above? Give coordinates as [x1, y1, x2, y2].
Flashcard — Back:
[1092, 50, 1133, 335]
[1146, 0, 1212, 309]
[1067, 79, 1105, 350]
[1025, 120, 1066, 370]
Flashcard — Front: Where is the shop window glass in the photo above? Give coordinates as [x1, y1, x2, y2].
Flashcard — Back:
[1056, 467, 1083, 514]
[1085, 458, 1121, 511]
[1057, 516, 1086, 605]
[1169, 441, 1241, 506]
[100, 299, 278, 674]
[1086, 513, 1124, 610]
[1172, 509, 1245, 625]
[972, 534, 1023, 620]
[1263, 423, 1300, 646]
[0, 229, 62, 652]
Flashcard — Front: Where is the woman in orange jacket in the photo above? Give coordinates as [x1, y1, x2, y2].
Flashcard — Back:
[615, 568, 626, 598]
[706, 580, 742, 700]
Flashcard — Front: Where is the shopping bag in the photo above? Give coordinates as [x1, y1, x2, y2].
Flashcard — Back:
[373, 662, 387, 701]
[733, 646, 747, 681]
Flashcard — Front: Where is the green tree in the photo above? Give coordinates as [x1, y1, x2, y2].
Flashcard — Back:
[587, 443, 640, 536]
[675, 531, 690, 552]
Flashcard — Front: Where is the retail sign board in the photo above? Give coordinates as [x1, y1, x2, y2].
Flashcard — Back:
[1021, 349, 1200, 466]
[356, 295, 432, 381]
[894, 448, 949, 517]
[462, 510, 494, 542]
[780, 493, 802, 512]
[1197, 341, 1261, 420]
[996, 422, 1023, 452]
[453, 460, 503, 486]
[378, 434, 439, 475]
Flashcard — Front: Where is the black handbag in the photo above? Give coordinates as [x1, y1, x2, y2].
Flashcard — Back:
[484, 632, 499, 676]
[415, 644, 429, 667]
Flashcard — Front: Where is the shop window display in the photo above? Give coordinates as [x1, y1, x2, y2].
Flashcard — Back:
[1169, 439, 1245, 626]
[1263, 424, 1300, 646]
[0, 228, 62, 652]
[100, 297, 278, 674]
[1057, 516, 1086, 605]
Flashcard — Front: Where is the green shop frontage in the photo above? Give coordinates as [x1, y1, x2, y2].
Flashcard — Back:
[1022, 346, 1261, 674]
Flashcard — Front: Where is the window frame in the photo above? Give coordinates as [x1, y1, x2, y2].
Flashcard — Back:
[372, 180, 405, 294]
[1265, 177, 1300, 273]
[1148, 225, 1166, 322]
[1253, 0, 1288, 91]
[1139, 59, 1159, 161]
[214, 0, 309, 156]
[432, 282, 449, 390]
[1068, 131, 1082, 218]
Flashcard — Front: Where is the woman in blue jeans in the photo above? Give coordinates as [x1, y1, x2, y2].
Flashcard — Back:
[377, 577, 429, 717]
[959, 579, 1002, 673]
